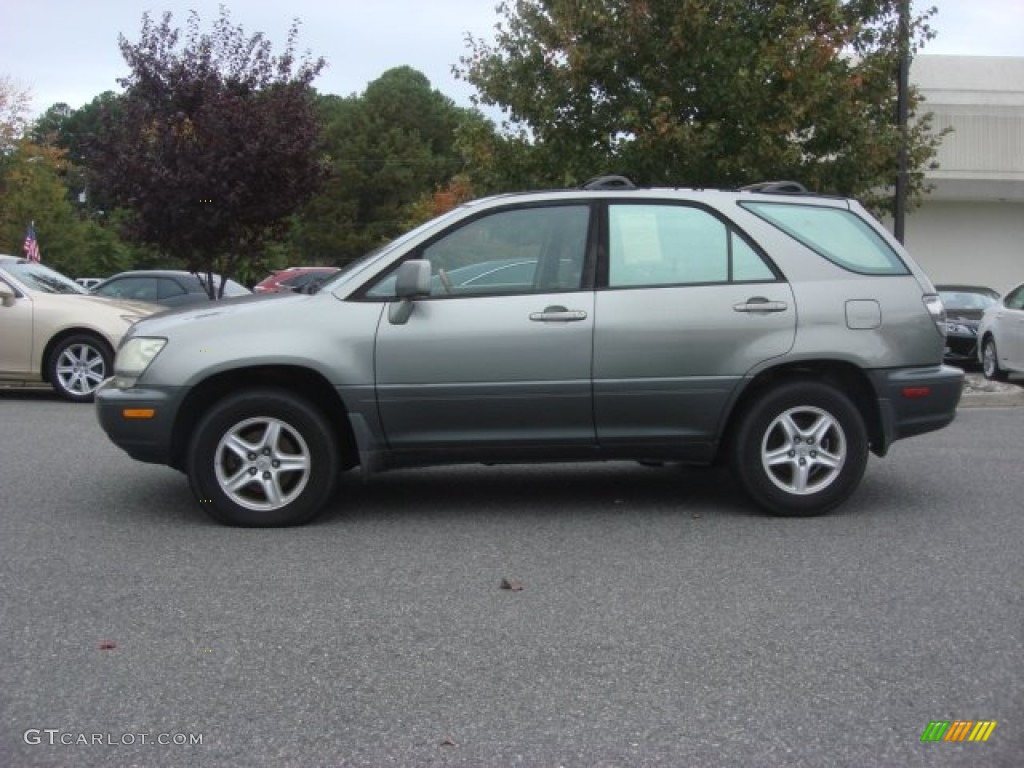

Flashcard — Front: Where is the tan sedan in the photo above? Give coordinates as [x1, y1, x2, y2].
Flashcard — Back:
[0, 255, 162, 402]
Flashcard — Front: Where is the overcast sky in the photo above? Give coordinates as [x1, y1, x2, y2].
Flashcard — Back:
[3, 0, 1024, 118]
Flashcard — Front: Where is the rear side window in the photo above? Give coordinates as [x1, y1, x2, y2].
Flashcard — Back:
[741, 202, 908, 275]
[608, 204, 777, 288]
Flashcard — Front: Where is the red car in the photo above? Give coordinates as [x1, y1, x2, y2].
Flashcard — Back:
[253, 266, 340, 294]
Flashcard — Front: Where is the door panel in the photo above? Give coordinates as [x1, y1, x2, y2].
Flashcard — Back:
[595, 202, 795, 454]
[593, 284, 796, 450]
[375, 292, 595, 450]
[0, 288, 34, 377]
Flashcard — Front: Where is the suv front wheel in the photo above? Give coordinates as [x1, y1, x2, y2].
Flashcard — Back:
[187, 389, 339, 526]
[732, 381, 868, 516]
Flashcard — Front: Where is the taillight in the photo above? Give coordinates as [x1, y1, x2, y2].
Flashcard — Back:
[923, 294, 947, 338]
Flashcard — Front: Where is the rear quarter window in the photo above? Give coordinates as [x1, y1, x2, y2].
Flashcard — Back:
[740, 202, 908, 275]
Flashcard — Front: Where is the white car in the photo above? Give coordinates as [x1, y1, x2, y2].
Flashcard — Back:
[0, 256, 161, 401]
[978, 280, 1024, 380]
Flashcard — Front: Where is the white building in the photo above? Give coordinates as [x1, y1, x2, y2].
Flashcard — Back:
[905, 55, 1024, 293]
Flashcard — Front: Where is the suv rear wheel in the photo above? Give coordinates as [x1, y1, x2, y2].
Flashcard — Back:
[187, 389, 339, 527]
[732, 381, 868, 516]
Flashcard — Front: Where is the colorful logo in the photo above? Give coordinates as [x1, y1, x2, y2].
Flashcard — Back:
[921, 720, 997, 742]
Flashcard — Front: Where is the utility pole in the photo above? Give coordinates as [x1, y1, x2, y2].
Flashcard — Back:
[894, 0, 910, 243]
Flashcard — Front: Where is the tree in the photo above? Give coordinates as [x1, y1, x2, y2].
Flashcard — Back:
[458, 0, 944, 214]
[88, 8, 326, 296]
[0, 139, 131, 277]
[1, 75, 31, 153]
[289, 68, 491, 264]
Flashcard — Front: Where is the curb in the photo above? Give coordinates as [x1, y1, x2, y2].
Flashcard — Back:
[959, 390, 1024, 408]
[959, 373, 1024, 409]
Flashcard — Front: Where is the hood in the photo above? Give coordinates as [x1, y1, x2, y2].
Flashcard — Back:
[65, 293, 164, 316]
[128, 290, 307, 334]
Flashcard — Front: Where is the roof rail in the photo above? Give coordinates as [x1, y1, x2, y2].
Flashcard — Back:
[581, 175, 637, 191]
[740, 180, 810, 194]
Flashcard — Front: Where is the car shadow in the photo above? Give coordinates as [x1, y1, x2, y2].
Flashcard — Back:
[0, 386, 61, 401]
[316, 462, 760, 527]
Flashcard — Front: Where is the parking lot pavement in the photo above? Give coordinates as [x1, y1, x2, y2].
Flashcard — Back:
[1, 393, 1022, 767]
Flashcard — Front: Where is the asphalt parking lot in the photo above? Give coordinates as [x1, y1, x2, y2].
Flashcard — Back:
[0, 384, 1021, 767]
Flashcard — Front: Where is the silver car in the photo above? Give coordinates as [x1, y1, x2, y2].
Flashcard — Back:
[978, 280, 1024, 380]
[95, 179, 964, 526]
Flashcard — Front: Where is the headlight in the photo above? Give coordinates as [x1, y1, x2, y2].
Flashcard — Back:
[113, 337, 166, 388]
[945, 322, 974, 335]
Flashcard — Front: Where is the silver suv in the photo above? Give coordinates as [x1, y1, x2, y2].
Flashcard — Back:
[96, 178, 963, 526]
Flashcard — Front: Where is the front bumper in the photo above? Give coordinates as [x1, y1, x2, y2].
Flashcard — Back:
[869, 365, 964, 455]
[94, 379, 187, 466]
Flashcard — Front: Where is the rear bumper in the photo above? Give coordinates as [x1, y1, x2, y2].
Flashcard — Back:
[94, 379, 186, 466]
[869, 365, 963, 455]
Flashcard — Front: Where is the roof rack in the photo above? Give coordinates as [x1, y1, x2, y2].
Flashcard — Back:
[740, 180, 810, 194]
[581, 175, 637, 191]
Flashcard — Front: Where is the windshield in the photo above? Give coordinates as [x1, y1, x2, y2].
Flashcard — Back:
[0, 260, 88, 294]
[315, 206, 470, 292]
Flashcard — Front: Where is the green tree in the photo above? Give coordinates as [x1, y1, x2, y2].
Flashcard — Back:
[31, 93, 126, 213]
[458, 0, 944, 213]
[290, 68, 491, 263]
[0, 139, 130, 277]
[88, 8, 326, 296]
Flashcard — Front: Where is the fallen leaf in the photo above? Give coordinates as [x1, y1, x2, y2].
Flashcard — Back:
[98, 640, 117, 650]
[440, 735, 457, 747]
[499, 578, 524, 591]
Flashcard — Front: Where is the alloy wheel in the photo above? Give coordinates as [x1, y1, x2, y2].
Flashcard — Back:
[760, 405, 847, 496]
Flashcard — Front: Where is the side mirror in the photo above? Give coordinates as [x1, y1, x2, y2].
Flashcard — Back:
[388, 260, 431, 325]
[0, 282, 17, 308]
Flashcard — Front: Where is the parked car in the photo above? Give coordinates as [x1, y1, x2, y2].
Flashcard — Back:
[936, 284, 1000, 367]
[253, 267, 340, 294]
[0, 256, 160, 401]
[95, 177, 963, 527]
[977, 280, 1024, 380]
[91, 270, 251, 307]
[75, 277, 103, 290]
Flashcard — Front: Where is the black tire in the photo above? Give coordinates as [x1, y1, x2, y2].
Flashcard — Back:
[47, 334, 112, 402]
[731, 381, 868, 517]
[187, 389, 339, 527]
[981, 337, 1008, 381]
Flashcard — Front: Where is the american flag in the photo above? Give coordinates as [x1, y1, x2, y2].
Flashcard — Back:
[24, 222, 41, 263]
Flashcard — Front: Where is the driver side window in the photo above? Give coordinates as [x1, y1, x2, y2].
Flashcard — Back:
[367, 205, 590, 299]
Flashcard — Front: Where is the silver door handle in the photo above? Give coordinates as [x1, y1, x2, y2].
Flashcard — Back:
[733, 297, 788, 313]
[529, 306, 588, 322]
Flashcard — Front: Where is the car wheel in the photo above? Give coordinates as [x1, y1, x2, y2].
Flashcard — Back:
[48, 334, 112, 402]
[981, 337, 1008, 381]
[732, 381, 868, 517]
[187, 389, 339, 527]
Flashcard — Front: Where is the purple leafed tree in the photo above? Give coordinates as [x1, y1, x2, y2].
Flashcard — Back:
[90, 7, 327, 297]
